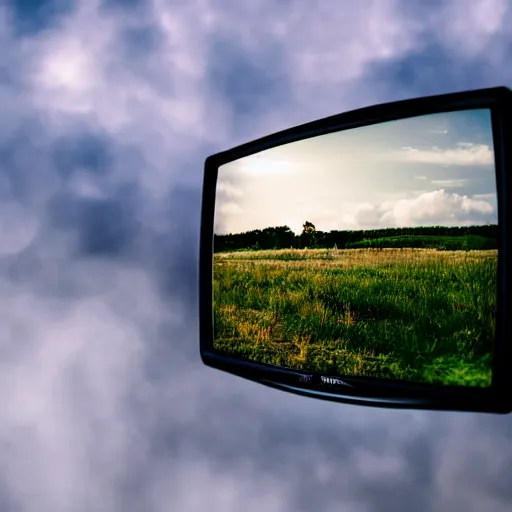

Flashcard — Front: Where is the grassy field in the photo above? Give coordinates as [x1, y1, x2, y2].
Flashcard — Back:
[213, 247, 497, 387]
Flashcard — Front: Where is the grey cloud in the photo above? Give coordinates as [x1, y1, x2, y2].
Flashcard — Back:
[47, 183, 141, 257]
[7, 0, 75, 38]
[108, 21, 174, 98]
[206, 34, 292, 139]
[119, 24, 163, 57]
[360, 41, 495, 100]
[74, 193, 140, 256]
[1, 1, 512, 511]
[358, 1, 512, 103]
[100, 0, 147, 12]
[51, 131, 115, 178]
[150, 184, 202, 312]
[0, 117, 59, 205]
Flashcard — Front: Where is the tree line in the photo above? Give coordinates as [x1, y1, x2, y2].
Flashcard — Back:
[214, 222, 498, 252]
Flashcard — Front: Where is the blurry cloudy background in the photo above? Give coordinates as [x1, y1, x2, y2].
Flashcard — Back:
[1, 0, 511, 511]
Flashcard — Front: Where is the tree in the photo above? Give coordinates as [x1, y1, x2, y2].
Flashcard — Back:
[300, 221, 317, 248]
[302, 221, 316, 234]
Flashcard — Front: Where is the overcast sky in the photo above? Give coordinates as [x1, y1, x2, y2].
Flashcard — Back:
[216, 109, 497, 234]
[1, 1, 512, 511]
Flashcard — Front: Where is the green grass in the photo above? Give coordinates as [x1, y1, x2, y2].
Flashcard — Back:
[213, 248, 497, 387]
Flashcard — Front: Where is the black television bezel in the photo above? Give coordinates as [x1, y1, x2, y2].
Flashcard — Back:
[199, 86, 512, 414]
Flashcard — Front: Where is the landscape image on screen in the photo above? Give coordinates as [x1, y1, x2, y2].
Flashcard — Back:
[213, 109, 498, 387]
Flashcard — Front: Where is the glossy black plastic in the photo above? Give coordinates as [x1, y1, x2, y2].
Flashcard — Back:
[200, 86, 512, 413]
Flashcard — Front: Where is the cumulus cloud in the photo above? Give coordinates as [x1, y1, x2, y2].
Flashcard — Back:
[0, 201, 40, 256]
[355, 189, 495, 228]
[1, 0, 512, 511]
[383, 189, 494, 226]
